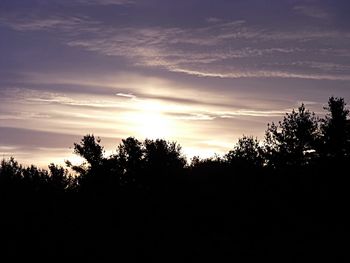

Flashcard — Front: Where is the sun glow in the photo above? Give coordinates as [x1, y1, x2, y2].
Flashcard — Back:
[123, 100, 175, 139]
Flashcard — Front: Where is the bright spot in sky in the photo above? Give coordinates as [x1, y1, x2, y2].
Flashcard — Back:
[65, 155, 85, 166]
[123, 100, 175, 139]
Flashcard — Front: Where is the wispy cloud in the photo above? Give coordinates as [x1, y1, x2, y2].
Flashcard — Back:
[73, 0, 135, 5]
[0, 15, 99, 32]
[0, 72, 327, 165]
[1, 76, 292, 136]
[206, 17, 224, 24]
[116, 93, 137, 99]
[169, 68, 350, 81]
[293, 4, 331, 19]
[64, 20, 350, 80]
[2, 11, 350, 81]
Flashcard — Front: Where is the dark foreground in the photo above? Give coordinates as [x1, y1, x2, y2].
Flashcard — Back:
[1, 164, 348, 262]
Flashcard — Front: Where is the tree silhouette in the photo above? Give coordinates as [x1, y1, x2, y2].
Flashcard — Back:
[48, 163, 75, 192]
[320, 96, 350, 160]
[116, 137, 144, 187]
[73, 134, 104, 167]
[144, 139, 186, 171]
[22, 165, 48, 191]
[264, 104, 318, 167]
[66, 134, 113, 192]
[226, 136, 264, 168]
[0, 157, 23, 192]
[143, 139, 186, 188]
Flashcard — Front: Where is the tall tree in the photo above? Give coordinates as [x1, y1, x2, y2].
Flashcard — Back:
[66, 134, 109, 192]
[320, 96, 350, 159]
[264, 104, 319, 167]
[116, 137, 144, 187]
[73, 134, 104, 168]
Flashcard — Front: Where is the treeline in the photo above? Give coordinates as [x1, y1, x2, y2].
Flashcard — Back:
[0, 96, 349, 261]
[1, 96, 349, 193]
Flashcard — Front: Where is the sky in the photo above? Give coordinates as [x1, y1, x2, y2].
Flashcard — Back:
[1, 0, 350, 167]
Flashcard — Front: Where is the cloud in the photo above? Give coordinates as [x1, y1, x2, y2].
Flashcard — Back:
[12, 72, 299, 112]
[73, 0, 135, 5]
[168, 68, 350, 81]
[0, 15, 99, 32]
[1, 72, 328, 164]
[2, 12, 350, 81]
[0, 126, 93, 167]
[206, 17, 224, 24]
[116, 93, 137, 99]
[217, 109, 288, 118]
[64, 20, 350, 81]
[1, 76, 293, 133]
[267, 61, 350, 73]
[0, 126, 80, 148]
[168, 112, 216, 121]
[293, 5, 331, 19]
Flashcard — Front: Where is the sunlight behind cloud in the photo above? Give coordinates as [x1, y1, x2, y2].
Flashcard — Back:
[0, 70, 338, 167]
[121, 100, 176, 139]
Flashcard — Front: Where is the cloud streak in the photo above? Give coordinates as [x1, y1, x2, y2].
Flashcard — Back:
[0, 75, 293, 154]
[73, 0, 135, 5]
[2, 12, 350, 81]
[66, 21, 350, 81]
[293, 4, 331, 20]
[0, 15, 100, 32]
